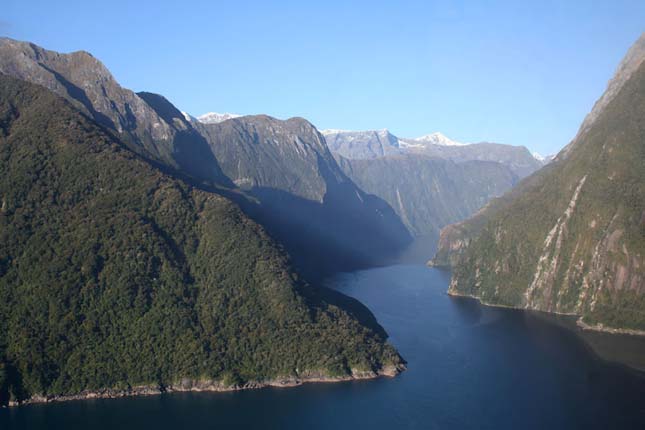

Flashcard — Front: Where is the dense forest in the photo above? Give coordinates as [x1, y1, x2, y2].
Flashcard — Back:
[0, 75, 403, 405]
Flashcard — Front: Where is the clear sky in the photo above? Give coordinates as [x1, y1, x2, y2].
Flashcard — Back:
[3, 1, 645, 155]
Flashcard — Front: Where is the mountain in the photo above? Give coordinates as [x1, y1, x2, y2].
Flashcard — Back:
[193, 116, 412, 276]
[0, 73, 404, 406]
[322, 129, 401, 159]
[197, 112, 242, 124]
[322, 129, 544, 178]
[430, 34, 645, 333]
[400, 132, 466, 147]
[0, 37, 229, 186]
[324, 128, 535, 239]
[0, 38, 411, 277]
[335, 154, 518, 238]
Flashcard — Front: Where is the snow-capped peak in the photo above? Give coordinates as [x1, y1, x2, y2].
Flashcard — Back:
[398, 132, 465, 148]
[197, 112, 242, 124]
[321, 129, 351, 135]
[532, 152, 556, 164]
[181, 111, 196, 122]
[409, 132, 465, 146]
[321, 128, 389, 135]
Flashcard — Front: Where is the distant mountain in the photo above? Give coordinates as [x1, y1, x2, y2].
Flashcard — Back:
[322, 129, 400, 159]
[194, 116, 412, 276]
[0, 37, 229, 186]
[0, 74, 404, 406]
[324, 128, 541, 239]
[335, 154, 518, 238]
[430, 34, 645, 333]
[400, 132, 466, 147]
[197, 112, 242, 124]
[322, 129, 544, 178]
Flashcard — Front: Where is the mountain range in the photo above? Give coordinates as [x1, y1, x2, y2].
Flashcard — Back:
[0, 38, 411, 279]
[322, 128, 546, 239]
[0, 39, 406, 406]
[3, 31, 641, 408]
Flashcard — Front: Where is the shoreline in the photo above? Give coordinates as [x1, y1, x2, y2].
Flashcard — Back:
[575, 319, 645, 337]
[447, 289, 645, 336]
[4, 364, 405, 408]
[446, 289, 645, 372]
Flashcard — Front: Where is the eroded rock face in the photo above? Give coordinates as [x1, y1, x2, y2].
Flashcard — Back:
[431, 35, 645, 332]
[0, 38, 170, 151]
[0, 38, 228, 185]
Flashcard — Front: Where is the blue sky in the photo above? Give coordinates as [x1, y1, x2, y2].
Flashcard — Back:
[3, 1, 645, 155]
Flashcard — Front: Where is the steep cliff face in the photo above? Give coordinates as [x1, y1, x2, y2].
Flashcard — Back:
[194, 116, 412, 277]
[336, 153, 518, 237]
[0, 38, 227, 184]
[430, 35, 645, 332]
[196, 115, 342, 202]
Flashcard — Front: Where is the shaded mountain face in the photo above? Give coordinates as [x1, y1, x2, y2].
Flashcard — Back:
[194, 116, 412, 277]
[335, 154, 519, 238]
[0, 38, 228, 185]
[430, 34, 645, 332]
[0, 74, 403, 405]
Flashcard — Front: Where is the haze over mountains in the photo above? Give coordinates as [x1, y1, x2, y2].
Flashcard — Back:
[322, 128, 546, 238]
[431, 33, 645, 333]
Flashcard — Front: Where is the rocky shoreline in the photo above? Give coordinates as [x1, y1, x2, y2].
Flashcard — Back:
[576, 319, 645, 337]
[447, 289, 645, 336]
[4, 364, 405, 408]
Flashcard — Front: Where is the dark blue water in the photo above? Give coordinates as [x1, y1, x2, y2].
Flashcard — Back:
[2, 264, 644, 429]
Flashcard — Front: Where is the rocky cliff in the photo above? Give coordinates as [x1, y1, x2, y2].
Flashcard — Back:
[0, 38, 228, 185]
[430, 34, 645, 332]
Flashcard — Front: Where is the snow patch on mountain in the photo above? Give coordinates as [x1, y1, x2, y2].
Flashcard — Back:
[197, 112, 242, 124]
[181, 111, 196, 122]
[532, 151, 556, 164]
[404, 132, 466, 147]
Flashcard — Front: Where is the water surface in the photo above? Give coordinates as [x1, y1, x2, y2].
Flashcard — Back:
[2, 264, 644, 429]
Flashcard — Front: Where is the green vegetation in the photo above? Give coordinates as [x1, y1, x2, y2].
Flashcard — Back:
[0, 75, 402, 405]
[435, 59, 645, 331]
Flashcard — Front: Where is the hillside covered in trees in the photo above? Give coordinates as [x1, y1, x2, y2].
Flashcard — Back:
[0, 74, 403, 405]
